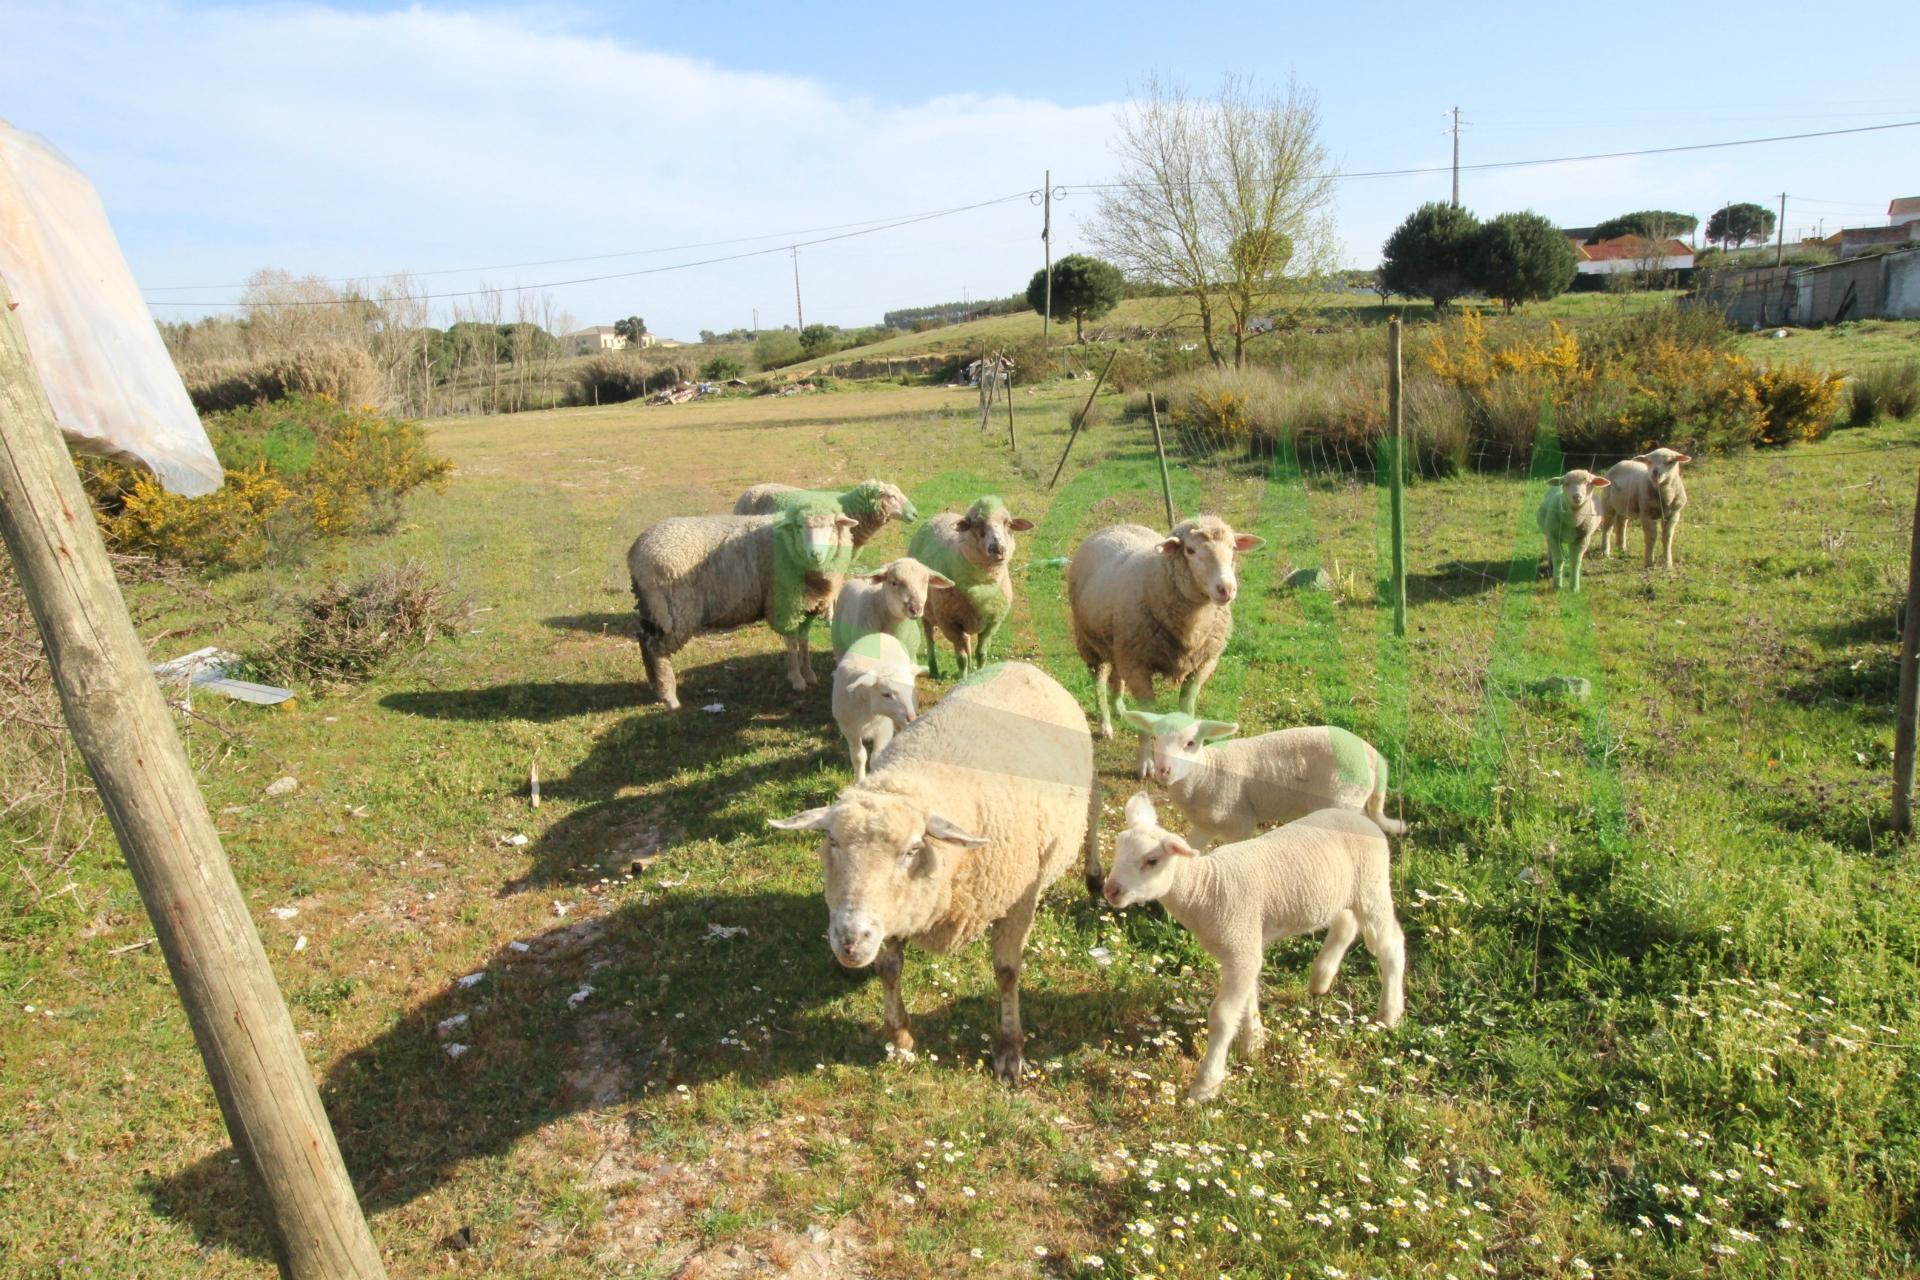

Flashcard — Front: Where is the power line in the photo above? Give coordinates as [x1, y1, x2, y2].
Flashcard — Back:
[1061, 119, 1920, 192]
[158, 192, 1034, 308]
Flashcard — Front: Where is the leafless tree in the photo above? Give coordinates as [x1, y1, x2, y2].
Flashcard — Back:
[1091, 75, 1336, 367]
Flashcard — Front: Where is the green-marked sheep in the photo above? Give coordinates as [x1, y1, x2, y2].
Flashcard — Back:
[829, 557, 953, 661]
[908, 496, 1033, 679]
[1537, 468, 1610, 591]
[733, 479, 917, 549]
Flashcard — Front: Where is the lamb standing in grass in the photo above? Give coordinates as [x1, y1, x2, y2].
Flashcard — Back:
[1598, 447, 1690, 569]
[908, 496, 1034, 679]
[1067, 516, 1263, 739]
[733, 480, 918, 549]
[770, 662, 1097, 1082]
[1103, 793, 1406, 1102]
[830, 557, 953, 661]
[1536, 468, 1610, 591]
[626, 499, 855, 709]
[831, 632, 922, 782]
[1120, 709, 1404, 848]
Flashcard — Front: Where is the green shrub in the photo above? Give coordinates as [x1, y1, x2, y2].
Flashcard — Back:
[1847, 361, 1920, 426]
[180, 345, 380, 414]
[254, 564, 469, 686]
[754, 330, 803, 369]
[567, 354, 693, 406]
[79, 395, 450, 569]
[700, 355, 744, 381]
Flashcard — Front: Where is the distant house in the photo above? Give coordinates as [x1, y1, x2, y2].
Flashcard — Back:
[1567, 235, 1695, 276]
[1891, 197, 1920, 228]
[1836, 222, 1920, 257]
[568, 326, 628, 356]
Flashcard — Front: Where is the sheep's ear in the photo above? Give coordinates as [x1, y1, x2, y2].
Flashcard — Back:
[769, 806, 834, 832]
[1592, 475, 1610, 487]
[1674, 453, 1692, 464]
[1124, 791, 1159, 829]
[1547, 476, 1565, 486]
[1232, 534, 1265, 552]
[1119, 708, 1161, 734]
[925, 811, 989, 847]
[1009, 517, 1035, 532]
[957, 515, 978, 532]
[1164, 835, 1199, 858]
[846, 672, 878, 690]
[913, 664, 930, 676]
[1632, 453, 1650, 463]
[1157, 536, 1184, 555]
[834, 515, 859, 530]
[1197, 719, 1238, 744]
[926, 570, 955, 589]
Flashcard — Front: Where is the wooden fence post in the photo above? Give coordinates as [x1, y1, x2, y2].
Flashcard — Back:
[1148, 392, 1176, 529]
[1005, 365, 1017, 450]
[1387, 318, 1408, 637]
[1892, 469, 1920, 834]
[0, 283, 386, 1279]
[1048, 349, 1118, 489]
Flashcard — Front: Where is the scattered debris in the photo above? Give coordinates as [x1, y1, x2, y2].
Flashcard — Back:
[293, 935, 308, 953]
[1531, 675, 1592, 702]
[508, 941, 531, 954]
[1285, 567, 1333, 591]
[152, 647, 297, 706]
[108, 937, 156, 956]
[269, 906, 299, 920]
[700, 703, 725, 714]
[444, 1042, 470, 1061]
[1088, 946, 1113, 967]
[553, 901, 573, 918]
[630, 854, 660, 875]
[706, 923, 749, 942]
[530, 760, 541, 809]
[263, 775, 300, 798]
[456, 971, 486, 989]
[568, 985, 595, 1009]
[501, 833, 530, 847]
[441, 1225, 476, 1252]
[657, 876, 688, 889]
[1028, 556, 1070, 570]
[436, 1013, 470, 1038]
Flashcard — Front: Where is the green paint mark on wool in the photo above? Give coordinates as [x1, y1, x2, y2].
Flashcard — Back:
[766, 481, 916, 524]
[769, 497, 853, 637]
[1327, 726, 1375, 789]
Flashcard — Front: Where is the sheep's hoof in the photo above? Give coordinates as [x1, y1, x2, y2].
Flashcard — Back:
[992, 1044, 1025, 1086]
[1084, 871, 1105, 902]
[1185, 1078, 1222, 1105]
[1100, 721, 1113, 740]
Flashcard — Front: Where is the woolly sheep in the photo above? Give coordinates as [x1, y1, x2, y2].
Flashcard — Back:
[830, 557, 954, 661]
[1067, 516, 1264, 740]
[1598, 447, 1691, 569]
[1119, 710, 1405, 849]
[831, 631, 923, 783]
[1104, 793, 1406, 1102]
[626, 501, 856, 710]
[908, 496, 1034, 680]
[1536, 468, 1611, 591]
[733, 479, 918, 549]
[769, 662, 1098, 1082]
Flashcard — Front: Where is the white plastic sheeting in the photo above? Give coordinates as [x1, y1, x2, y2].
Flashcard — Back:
[0, 120, 220, 496]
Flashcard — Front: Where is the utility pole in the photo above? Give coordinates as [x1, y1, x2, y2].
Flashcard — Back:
[752, 307, 758, 336]
[1775, 192, 1788, 266]
[791, 247, 804, 332]
[1042, 169, 1053, 346]
[1449, 107, 1462, 209]
[1894, 470, 1920, 835]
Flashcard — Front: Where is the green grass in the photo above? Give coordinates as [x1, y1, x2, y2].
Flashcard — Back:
[5, 380, 1920, 1277]
[1733, 318, 1920, 371]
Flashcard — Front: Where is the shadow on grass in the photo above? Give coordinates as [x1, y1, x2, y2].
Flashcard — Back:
[1406, 556, 1535, 603]
[541, 610, 638, 637]
[144, 885, 1125, 1260]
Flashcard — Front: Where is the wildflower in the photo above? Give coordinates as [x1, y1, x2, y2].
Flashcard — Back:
[1085, 1256, 1104, 1269]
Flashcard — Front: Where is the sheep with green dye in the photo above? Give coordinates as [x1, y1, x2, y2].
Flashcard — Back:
[1537, 467, 1610, 591]
[830, 557, 953, 661]
[908, 495, 1033, 678]
[733, 479, 917, 549]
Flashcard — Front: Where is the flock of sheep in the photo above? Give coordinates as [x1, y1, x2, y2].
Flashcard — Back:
[1538, 447, 1692, 591]
[624, 480, 1413, 1102]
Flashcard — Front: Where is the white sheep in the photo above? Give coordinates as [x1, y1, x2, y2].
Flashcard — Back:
[908, 496, 1034, 679]
[733, 479, 918, 549]
[770, 661, 1098, 1082]
[830, 557, 954, 661]
[1103, 793, 1406, 1102]
[831, 632, 923, 782]
[626, 501, 855, 710]
[1597, 447, 1691, 569]
[1119, 710, 1405, 848]
[1067, 516, 1264, 740]
[1537, 468, 1611, 591]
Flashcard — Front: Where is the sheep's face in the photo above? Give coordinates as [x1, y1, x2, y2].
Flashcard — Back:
[1547, 469, 1609, 511]
[770, 794, 987, 968]
[1636, 448, 1691, 489]
[846, 666, 920, 728]
[1158, 517, 1265, 606]
[1120, 709, 1237, 785]
[871, 558, 953, 622]
[956, 497, 1034, 569]
[783, 512, 859, 573]
[874, 482, 918, 524]
[1103, 792, 1197, 909]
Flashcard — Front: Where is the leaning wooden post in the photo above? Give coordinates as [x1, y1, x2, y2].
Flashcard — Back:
[1048, 348, 1118, 489]
[1387, 317, 1408, 638]
[1147, 392, 1176, 528]
[1004, 362, 1017, 450]
[0, 283, 387, 1279]
[1892, 469, 1920, 835]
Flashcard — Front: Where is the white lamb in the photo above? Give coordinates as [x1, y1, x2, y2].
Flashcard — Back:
[770, 662, 1097, 1082]
[831, 632, 923, 782]
[1597, 447, 1691, 569]
[830, 557, 954, 661]
[1120, 710, 1405, 848]
[1536, 468, 1611, 592]
[1103, 793, 1406, 1102]
[1067, 515, 1264, 740]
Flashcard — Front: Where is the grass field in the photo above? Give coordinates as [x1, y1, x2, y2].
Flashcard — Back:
[5, 379, 1920, 1278]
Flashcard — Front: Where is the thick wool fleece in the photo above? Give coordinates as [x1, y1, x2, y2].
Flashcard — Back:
[1162, 722, 1393, 846]
[909, 497, 1014, 643]
[735, 480, 916, 548]
[769, 497, 854, 636]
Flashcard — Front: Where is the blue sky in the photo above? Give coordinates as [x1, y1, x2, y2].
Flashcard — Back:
[5, 0, 1916, 338]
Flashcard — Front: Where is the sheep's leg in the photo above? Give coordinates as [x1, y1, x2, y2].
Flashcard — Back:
[976, 615, 1005, 666]
[1189, 950, 1259, 1103]
[874, 937, 913, 1056]
[1660, 512, 1680, 569]
[1120, 664, 1158, 777]
[1081, 785, 1105, 901]
[1639, 517, 1657, 569]
[1570, 529, 1593, 592]
[798, 619, 819, 687]
[1359, 911, 1407, 1028]
[1308, 909, 1361, 996]
[1238, 988, 1266, 1059]
[1177, 671, 1202, 716]
[1544, 537, 1559, 589]
[849, 738, 868, 784]
[921, 617, 942, 679]
[1092, 660, 1115, 739]
[641, 638, 680, 711]
[989, 887, 1042, 1085]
